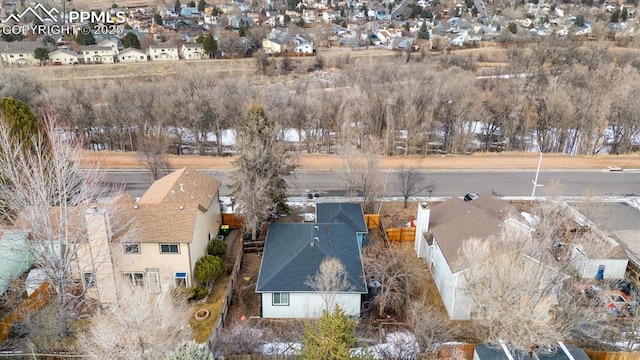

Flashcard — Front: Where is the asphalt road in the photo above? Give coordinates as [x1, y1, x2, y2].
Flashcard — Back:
[103, 169, 640, 198]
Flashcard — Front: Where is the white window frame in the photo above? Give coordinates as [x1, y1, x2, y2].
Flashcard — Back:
[160, 243, 180, 254]
[175, 272, 188, 287]
[122, 272, 145, 287]
[273, 292, 289, 306]
[83, 272, 96, 288]
[124, 243, 141, 254]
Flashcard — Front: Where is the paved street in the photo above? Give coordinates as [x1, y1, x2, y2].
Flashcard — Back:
[103, 169, 640, 198]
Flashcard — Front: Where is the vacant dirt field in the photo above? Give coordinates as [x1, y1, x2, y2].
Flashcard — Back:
[85, 151, 640, 171]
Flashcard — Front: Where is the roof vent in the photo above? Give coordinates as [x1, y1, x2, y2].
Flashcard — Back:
[420, 203, 428, 209]
[179, 205, 184, 210]
[171, 190, 176, 195]
[310, 242, 315, 247]
[179, 183, 184, 192]
[133, 205, 139, 209]
[314, 225, 319, 230]
[313, 236, 319, 242]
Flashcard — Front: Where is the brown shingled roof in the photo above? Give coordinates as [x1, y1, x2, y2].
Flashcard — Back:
[430, 194, 521, 273]
[113, 203, 199, 243]
[138, 167, 221, 211]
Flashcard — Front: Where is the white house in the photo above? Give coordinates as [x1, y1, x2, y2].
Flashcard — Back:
[413, 195, 532, 319]
[293, 34, 314, 54]
[96, 38, 121, 54]
[256, 203, 368, 318]
[82, 45, 117, 64]
[118, 47, 147, 62]
[49, 49, 80, 65]
[322, 10, 340, 23]
[0, 41, 41, 65]
[147, 44, 180, 61]
[180, 43, 207, 59]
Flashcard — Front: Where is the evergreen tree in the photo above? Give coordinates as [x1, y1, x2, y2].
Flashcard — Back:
[0, 98, 40, 147]
[121, 32, 141, 49]
[197, 0, 206, 12]
[418, 21, 430, 39]
[611, 8, 620, 22]
[76, 30, 96, 46]
[621, 7, 628, 21]
[33, 48, 49, 64]
[188, 0, 196, 7]
[301, 306, 365, 360]
[196, 34, 218, 58]
[174, 0, 181, 12]
[153, 13, 163, 25]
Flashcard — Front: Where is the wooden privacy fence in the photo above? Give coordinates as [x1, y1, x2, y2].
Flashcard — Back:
[0, 282, 54, 344]
[211, 241, 245, 337]
[222, 213, 244, 229]
[364, 214, 381, 228]
[585, 351, 640, 360]
[385, 227, 416, 242]
[436, 343, 476, 359]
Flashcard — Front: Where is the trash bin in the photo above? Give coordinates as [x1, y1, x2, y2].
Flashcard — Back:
[220, 225, 230, 236]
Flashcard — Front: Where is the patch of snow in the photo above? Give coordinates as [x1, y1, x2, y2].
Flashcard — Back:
[258, 342, 301, 356]
[288, 201, 316, 209]
[301, 213, 316, 222]
[372, 332, 420, 360]
[520, 211, 537, 225]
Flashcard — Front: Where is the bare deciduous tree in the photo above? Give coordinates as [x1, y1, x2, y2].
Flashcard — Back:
[398, 167, 429, 209]
[0, 115, 125, 340]
[231, 105, 296, 240]
[136, 132, 170, 181]
[77, 285, 192, 359]
[305, 257, 353, 312]
[409, 303, 454, 355]
[209, 321, 267, 357]
[362, 246, 421, 318]
[456, 209, 606, 353]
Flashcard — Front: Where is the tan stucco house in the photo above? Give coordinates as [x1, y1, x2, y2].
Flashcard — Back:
[81, 167, 222, 303]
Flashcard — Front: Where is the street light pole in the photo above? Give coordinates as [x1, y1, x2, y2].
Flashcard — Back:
[531, 151, 543, 200]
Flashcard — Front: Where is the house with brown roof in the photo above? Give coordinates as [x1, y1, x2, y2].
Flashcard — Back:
[413, 195, 532, 319]
[81, 167, 222, 303]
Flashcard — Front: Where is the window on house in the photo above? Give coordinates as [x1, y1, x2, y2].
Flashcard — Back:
[124, 243, 140, 254]
[175, 272, 187, 287]
[122, 272, 145, 286]
[273, 292, 289, 306]
[160, 243, 179, 254]
[83, 272, 96, 288]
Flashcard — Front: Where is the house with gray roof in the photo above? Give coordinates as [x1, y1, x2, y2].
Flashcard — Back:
[256, 203, 368, 318]
[0, 41, 42, 65]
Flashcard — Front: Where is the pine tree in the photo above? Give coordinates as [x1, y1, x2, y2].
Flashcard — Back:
[301, 306, 360, 360]
[418, 22, 430, 39]
[197, 0, 206, 12]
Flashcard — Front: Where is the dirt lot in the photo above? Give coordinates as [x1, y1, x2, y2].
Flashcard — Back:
[85, 151, 640, 170]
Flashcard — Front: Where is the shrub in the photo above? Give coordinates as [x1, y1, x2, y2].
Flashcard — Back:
[170, 341, 213, 360]
[207, 240, 227, 257]
[190, 285, 209, 301]
[194, 255, 224, 285]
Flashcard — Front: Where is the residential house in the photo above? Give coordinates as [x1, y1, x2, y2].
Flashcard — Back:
[450, 30, 482, 46]
[262, 29, 291, 54]
[0, 41, 41, 65]
[82, 45, 117, 64]
[293, 34, 314, 54]
[181, 43, 207, 59]
[49, 49, 80, 65]
[147, 44, 180, 61]
[388, 36, 413, 50]
[322, 10, 340, 23]
[413, 195, 535, 319]
[96, 38, 121, 54]
[256, 203, 368, 318]
[302, 9, 317, 22]
[81, 167, 222, 303]
[118, 47, 147, 62]
[376, 29, 401, 44]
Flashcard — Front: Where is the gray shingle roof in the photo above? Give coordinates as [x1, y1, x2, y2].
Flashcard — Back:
[256, 222, 367, 293]
[316, 203, 367, 233]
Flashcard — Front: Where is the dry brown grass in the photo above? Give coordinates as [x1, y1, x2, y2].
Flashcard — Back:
[189, 274, 230, 343]
[84, 151, 640, 170]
